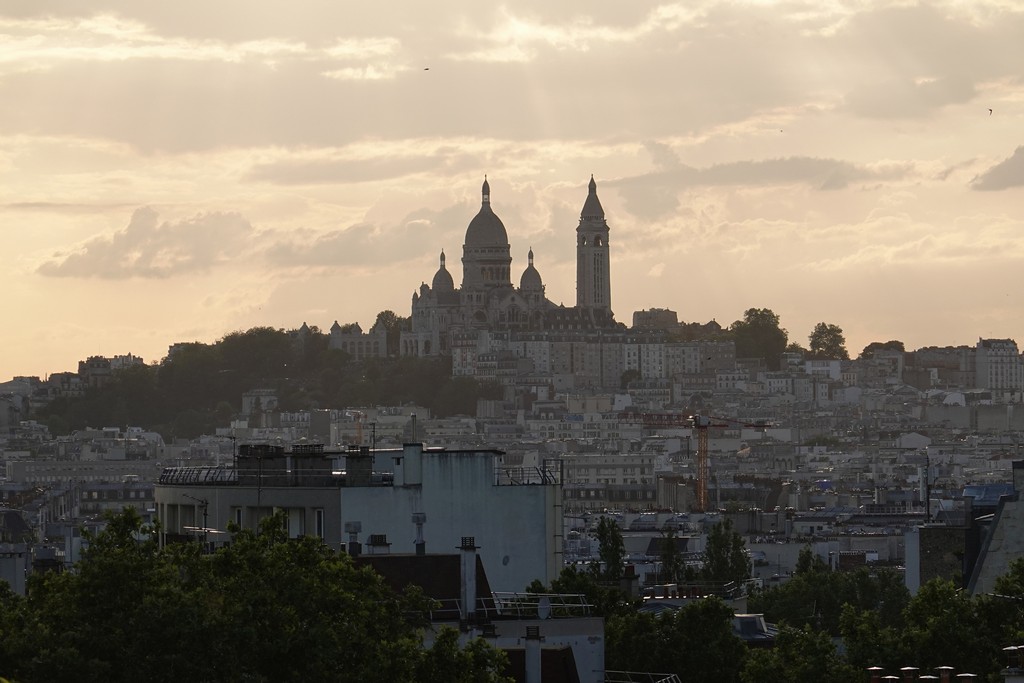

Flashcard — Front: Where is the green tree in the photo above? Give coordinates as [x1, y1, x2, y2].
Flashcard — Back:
[659, 527, 686, 584]
[741, 625, 858, 683]
[729, 308, 788, 370]
[374, 310, 410, 358]
[620, 369, 641, 389]
[701, 518, 750, 584]
[416, 628, 512, 683]
[605, 597, 746, 682]
[751, 547, 909, 637]
[808, 322, 849, 360]
[593, 517, 626, 582]
[4, 510, 512, 683]
[858, 340, 905, 359]
[526, 564, 633, 618]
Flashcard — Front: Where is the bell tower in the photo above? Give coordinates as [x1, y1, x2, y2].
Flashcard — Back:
[575, 175, 611, 312]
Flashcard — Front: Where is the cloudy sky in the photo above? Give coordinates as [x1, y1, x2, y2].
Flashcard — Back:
[3, 1, 1024, 380]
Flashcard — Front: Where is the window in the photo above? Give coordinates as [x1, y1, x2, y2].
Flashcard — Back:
[315, 509, 325, 538]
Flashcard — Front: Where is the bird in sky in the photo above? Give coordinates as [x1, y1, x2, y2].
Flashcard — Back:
[989, 108, 993, 115]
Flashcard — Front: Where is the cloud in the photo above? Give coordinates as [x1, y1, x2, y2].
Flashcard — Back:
[246, 153, 444, 185]
[38, 207, 254, 278]
[264, 202, 468, 270]
[612, 157, 912, 220]
[971, 147, 1024, 191]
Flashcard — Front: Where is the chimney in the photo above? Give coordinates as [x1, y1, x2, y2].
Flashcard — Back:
[936, 666, 954, 683]
[524, 626, 542, 683]
[459, 536, 478, 621]
[344, 521, 362, 557]
[867, 666, 883, 683]
[901, 667, 918, 681]
[412, 513, 426, 556]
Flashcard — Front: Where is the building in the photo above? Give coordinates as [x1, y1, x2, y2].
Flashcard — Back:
[154, 442, 563, 592]
[402, 177, 620, 359]
[976, 338, 1024, 394]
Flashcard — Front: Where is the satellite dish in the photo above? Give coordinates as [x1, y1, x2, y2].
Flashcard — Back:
[537, 596, 551, 620]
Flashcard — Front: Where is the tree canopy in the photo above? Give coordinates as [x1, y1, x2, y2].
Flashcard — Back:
[729, 308, 788, 370]
[34, 323, 501, 440]
[0, 510, 511, 683]
[859, 340, 906, 359]
[807, 322, 849, 360]
[701, 518, 750, 585]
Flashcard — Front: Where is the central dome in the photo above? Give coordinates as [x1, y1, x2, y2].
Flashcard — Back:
[464, 178, 510, 248]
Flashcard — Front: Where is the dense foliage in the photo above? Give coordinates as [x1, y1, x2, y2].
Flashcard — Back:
[807, 322, 849, 360]
[607, 598, 748, 682]
[749, 547, 908, 636]
[729, 308, 788, 370]
[701, 518, 751, 584]
[0, 510, 511, 683]
[34, 323, 502, 440]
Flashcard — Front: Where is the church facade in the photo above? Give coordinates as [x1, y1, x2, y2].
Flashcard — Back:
[401, 176, 622, 358]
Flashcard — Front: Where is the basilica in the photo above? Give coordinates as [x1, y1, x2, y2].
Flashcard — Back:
[401, 176, 623, 357]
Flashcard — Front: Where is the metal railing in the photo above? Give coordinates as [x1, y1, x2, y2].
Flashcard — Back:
[604, 672, 682, 683]
[490, 591, 592, 618]
[158, 467, 237, 485]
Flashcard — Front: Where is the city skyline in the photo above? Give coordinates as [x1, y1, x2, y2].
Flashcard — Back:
[3, 1, 1024, 380]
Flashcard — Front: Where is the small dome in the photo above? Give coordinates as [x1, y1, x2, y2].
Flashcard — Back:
[431, 251, 455, 291]
[520, 248, 543, 290]
[465, 177, 510, 248]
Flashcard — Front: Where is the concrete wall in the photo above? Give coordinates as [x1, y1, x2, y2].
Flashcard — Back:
[345, 447, 561, 591]
[155, 444, 562, 593]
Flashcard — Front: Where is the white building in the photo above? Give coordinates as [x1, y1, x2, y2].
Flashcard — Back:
[154, 442, 562, 592]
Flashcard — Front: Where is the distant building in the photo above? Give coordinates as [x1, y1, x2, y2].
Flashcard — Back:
[402, 177, 619, 359]
[633, 308, 679, 331]
[976, 338, 1024, 393]
[328, 321, 387, 360]
[154, 442, 563, 592]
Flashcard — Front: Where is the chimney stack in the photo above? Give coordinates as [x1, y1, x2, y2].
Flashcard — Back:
[459, 536, 478, 621]
[412, 513, 426, 556]
[524, 626, 542, 683]
[344, 521, 362, 557]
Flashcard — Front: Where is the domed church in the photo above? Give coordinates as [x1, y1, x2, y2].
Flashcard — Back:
[402, 176, 621, 357]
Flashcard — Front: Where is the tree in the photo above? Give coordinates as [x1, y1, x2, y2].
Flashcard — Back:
[593, 517, 626, 581]
[807, 322, 849, 360]
[3, 510, 512, 683]
[416, 628, 512, 683]
[751, 547, 909, 637]
[525, 564, 633, 618]
[605, 597, 746, 682]
[659, 527, 686, 584]
[859, 340, 905, 359]
[741, 625, 858, 683]
[374, 310, 410, 358]
[729, 308, 788, 370]
[701, 518, 750, 584]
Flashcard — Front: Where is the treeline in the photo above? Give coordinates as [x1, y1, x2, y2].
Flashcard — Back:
[0, 510, 512, 683]
[537, 541, 1024, 681]
[34, 323, 501, 440]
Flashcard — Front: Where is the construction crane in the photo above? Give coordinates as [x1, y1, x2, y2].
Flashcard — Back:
[623, 410, 770, 512]
[691, 414, 771, 513]
[692, 415, 717, 513]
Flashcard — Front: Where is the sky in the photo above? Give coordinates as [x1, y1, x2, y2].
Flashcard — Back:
[3, 1, 1024, 381]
